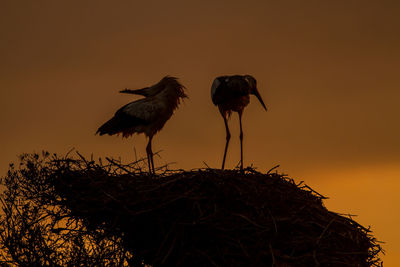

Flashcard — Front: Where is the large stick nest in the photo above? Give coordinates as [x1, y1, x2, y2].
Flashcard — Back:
[0, 152, 383, 266]
[46, 154, 382, 266]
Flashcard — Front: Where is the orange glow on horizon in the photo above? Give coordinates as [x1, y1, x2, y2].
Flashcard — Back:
[1, 1, 399, 265]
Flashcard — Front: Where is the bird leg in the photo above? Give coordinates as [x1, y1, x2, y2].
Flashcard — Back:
[221, 112, 231, 170]
[238, 111, 244, 172]
[146, 136, 155, 175]
[150, 144, 155, 175]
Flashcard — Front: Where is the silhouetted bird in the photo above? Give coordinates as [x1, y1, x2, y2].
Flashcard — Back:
[97, 76, 187, 174]
[211, 75, 267, 171]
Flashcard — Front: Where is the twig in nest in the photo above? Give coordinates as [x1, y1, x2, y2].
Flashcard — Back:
[267, 165, 280, 174]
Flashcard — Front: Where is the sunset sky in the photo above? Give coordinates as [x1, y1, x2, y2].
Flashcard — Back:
[1, 0, 399, 264]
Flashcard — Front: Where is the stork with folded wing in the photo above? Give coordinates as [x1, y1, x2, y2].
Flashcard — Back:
[211, 75, 267, 171]
[97, 76, 187, 174]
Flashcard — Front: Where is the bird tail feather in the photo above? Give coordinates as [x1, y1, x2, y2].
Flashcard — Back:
[96, 116, 125, 136]
[96, 113, 148, 137]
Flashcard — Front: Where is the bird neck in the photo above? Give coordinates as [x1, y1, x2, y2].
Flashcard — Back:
[155, 87, 184, 112]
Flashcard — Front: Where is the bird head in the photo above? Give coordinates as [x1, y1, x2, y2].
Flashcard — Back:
[119, 77, 166, 97]
[119, 86, 152, 96]
[119, 76, 187, 99]
[244, 75, 267, 111]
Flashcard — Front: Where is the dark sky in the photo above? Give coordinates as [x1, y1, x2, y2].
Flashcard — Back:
[1, 1, 399, 264]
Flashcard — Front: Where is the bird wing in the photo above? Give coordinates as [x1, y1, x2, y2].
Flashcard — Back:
[211, 76, 250, 105]
[96, 98, 164, 136]
[116, 97, 164, 123]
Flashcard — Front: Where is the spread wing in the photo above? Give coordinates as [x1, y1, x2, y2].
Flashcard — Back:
[211, 76, 250, 105]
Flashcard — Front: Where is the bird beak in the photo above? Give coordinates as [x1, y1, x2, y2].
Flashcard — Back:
[119, 87, 150, 96]
[253, 88, 267, 111]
